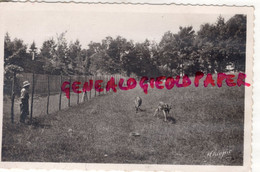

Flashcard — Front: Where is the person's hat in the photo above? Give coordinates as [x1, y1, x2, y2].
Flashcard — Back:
[23, 81, 30, 87]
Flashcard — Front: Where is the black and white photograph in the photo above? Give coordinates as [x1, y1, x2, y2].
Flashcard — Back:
[0, 3, 254, 172]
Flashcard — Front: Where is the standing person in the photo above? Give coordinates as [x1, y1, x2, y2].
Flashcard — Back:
[20, 81, 30, 123]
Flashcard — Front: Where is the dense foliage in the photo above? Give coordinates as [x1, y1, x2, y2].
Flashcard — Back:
[4, 15, 246, 78]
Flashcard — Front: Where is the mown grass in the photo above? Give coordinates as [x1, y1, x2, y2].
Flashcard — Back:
[1, 78, 245, 165]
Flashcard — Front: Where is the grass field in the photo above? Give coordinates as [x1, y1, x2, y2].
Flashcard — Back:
[1, 80, 245, 165]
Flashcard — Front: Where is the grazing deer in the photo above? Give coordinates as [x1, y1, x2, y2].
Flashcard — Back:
[134, 96, 142, 113]
[154, 101, 171, 122]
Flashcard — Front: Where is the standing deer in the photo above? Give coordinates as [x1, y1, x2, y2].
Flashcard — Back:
[134, 96, 142, 113]
[154, 101, 171, 122]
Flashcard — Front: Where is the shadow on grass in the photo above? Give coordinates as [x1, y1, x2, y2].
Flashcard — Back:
[166, 116, 176, 124]
[155, 116, 176, 124]
[29, 118, 51, 129]
[136, 108, 146, 113]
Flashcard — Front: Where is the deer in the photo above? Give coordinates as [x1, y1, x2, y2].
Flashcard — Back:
[134, 96, 142, 113]
[154, 101, 172, 122]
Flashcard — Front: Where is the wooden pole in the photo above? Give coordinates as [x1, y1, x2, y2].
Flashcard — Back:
[11, 72, 15, 124]
[47, 75, 50, 114]
[104, 75, 107, 94]
[116, 75, 117, 92]
[115, 75, 117, 88]
[107, 75, 109, 93]
[94, 76, 96, 97]
[117, 75, 119, 92]
[30, 73, 35, 124]
[59, 75, 62, 110]
[68, 76, 71, 107]
[102, 76, 106, 94]
[84, 75, 87, 101]
[112, 75, 114, 93]
[89, 76, 92, 100]
[106, 75, 108, 93]
[98, 76, 101, 96]
[77, 76, 79, 104]
[108, 75, 112, 93]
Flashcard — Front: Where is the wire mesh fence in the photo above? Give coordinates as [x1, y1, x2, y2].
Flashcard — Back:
[3, 72, 127, 124]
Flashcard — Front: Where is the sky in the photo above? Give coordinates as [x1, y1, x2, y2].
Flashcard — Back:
[2, 7, 235, 49]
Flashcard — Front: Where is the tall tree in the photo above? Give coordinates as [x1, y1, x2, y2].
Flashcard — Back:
[4, 33, 28, 80]
[158, 31, 179, 75]
[174, 26, 195, 75]
[225, 14, 246, 72]
[39, 38, 57, 74]
[27, 41, 45, 73]
[68, 40, 84, 75]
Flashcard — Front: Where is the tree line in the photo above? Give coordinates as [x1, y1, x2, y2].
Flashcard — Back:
[4, 14, 246, 81]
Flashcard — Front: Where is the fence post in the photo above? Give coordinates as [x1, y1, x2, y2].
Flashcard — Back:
[112, 75, 115, 93]
[118, 75, 120, 92]
[84, 75, 87, 101]
[47, 75, 50, 114]
[107, 75, 109, 93]
[68, 76, 71, 107]
[115, 75, 117, 88]
[98, 76, 101, 96]
[113, 75, 115, 93]
[105, 75, 107, 94]
[77, 76, 79, 104]
[94, 76, 96, 97]
[11, 72, 15, 124]
[103, 76, 105, 95]
[89, 76, 92, 99]
[30, 73, 35, 124]
[59, 75, 62, 111]
[108, 75, 112, 93]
